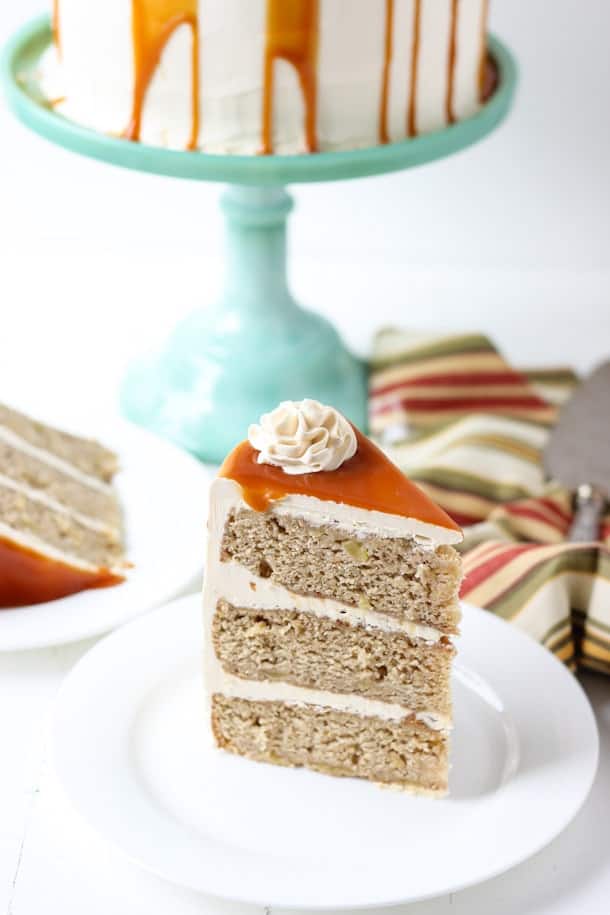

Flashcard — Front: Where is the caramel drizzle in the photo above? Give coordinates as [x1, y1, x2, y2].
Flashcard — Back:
[378, 0, 395, 144]
[478, 0, 490, 102]
[52, 0, 61, 55]
[262, 0, 319, 155]
[446, 0, 459, 124]
[220, 429, 462, 532]
[125, 0, 200, 150]
[407, 0, 422, 137]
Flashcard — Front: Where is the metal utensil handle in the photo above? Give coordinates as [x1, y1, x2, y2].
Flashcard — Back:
[568, 484, 607, 543]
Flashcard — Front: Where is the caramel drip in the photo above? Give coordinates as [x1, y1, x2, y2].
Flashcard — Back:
[262, 0, 319, 155]
[52, 0, 61, 55]
[378, 0, 395, 144]
[446, 0, 459, 124]
[478, 0, 490, 102]
[220, 429, 461, 532]
[407, 0, 422, 137]
[125, 0, 200, 150]
[0, 536, 124, 609]
[481, 54, 498, 102]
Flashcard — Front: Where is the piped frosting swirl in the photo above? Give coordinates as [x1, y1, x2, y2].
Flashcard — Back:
[248, 400, 357, 475]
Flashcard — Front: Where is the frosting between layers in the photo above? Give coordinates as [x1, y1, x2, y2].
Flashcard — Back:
[0, 425, 113, 495]
[207, 653, 451, 731]
[212, 558, 446, 643]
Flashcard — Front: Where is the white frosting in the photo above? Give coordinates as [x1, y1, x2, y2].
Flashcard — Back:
[453, 0, 487, 121]
[415, 0, 453, 134]
[387, 0, 417, 143]
[42, 0, 488, 154]
[202, 477, 455, 732]
[248, 400, 357, 475]
[208, 656, 450, 731]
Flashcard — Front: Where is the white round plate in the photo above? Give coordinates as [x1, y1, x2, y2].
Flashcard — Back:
[52, 594, 599, 909]
[0, 421, 211, 651]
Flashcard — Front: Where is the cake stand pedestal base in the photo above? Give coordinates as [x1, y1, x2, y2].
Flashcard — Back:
[120, 186, 367, 462]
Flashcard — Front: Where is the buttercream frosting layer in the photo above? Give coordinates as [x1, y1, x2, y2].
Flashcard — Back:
[208, 659, 451, 731]
[249, 400, 357, 475]
[210, 557, 446, 642]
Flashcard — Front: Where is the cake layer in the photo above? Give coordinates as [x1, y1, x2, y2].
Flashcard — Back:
[212, 694, 449, 794]
[221, 508, 461, 632]
[0, 405, 117, 481]
[213, 600, 453, 716]
[0, 436, 121, 530]
[0, 481, 123, 569]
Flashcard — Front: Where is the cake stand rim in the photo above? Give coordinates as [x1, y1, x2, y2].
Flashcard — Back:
[2, 15, 518, 186]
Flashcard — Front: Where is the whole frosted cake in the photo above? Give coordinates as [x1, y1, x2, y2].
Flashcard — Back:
[203, 400, 463, 794]
[46, 0, 493, 154]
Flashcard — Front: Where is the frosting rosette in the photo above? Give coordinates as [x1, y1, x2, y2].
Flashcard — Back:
[248, 400, 358, 475]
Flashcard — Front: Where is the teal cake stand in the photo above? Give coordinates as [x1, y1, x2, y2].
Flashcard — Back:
[2, 16, 517, 462]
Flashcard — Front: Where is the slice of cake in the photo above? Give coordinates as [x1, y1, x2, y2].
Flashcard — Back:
[0, 403, 126, 608]
[44, 0, 494, 154]
[203, 400, 462, 794]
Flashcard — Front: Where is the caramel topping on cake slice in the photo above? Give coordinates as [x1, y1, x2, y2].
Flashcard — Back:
[220, 428, 461, 532]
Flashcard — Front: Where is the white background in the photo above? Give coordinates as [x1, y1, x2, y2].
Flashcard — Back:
[0, 2, 610, 914]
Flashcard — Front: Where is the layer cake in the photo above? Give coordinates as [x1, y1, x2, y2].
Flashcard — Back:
[203, 400, 462, 794]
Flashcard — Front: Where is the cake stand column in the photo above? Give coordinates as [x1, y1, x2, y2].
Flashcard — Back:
[120, 185, 367, 463]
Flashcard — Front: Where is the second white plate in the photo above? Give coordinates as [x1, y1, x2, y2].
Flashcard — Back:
[0, 420, 211, 651]
[51, 594, 599, 908]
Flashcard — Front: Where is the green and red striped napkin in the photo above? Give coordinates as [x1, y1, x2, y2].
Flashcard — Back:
[370, 329, 610, 675]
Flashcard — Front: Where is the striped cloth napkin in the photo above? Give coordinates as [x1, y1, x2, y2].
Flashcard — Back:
[369, 330, 610, 675]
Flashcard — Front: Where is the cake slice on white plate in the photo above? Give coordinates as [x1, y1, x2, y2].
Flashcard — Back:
[203, 400, 463, 795]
